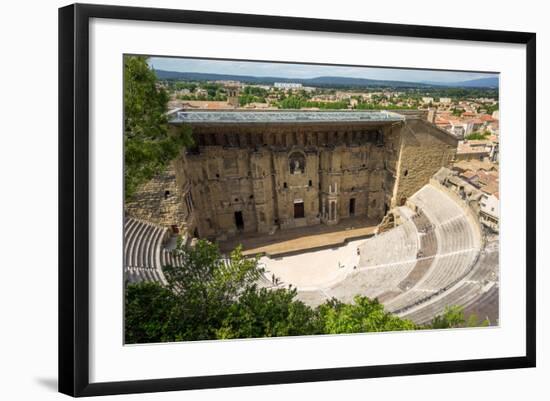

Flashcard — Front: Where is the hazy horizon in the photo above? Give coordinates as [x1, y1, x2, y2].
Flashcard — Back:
[148, 57, 498, 84]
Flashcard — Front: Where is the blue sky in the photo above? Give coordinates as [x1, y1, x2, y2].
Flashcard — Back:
[148, 57, 498, 84]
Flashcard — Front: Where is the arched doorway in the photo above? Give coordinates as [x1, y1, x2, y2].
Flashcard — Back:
[349, 198, 356, 216]
[294, 201, 305, 219]
[234, 211, 244, 231]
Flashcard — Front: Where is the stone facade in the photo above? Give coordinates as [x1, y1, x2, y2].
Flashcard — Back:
[391, 118, 458, 208]
[125, 160, 197, 242]
[126, 111, 457, 242]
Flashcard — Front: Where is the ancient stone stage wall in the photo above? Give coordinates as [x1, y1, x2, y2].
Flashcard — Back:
[126, 112, 457, 242]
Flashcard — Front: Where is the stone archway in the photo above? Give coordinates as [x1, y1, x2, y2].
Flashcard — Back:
[289, 151, 306, 175]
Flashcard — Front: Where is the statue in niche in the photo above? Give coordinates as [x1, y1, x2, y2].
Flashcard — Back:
[293, 160, 301, 173]
[289, 152, 305, 175]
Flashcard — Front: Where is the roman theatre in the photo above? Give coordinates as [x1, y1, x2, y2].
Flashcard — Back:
[124, 110, 499, 325]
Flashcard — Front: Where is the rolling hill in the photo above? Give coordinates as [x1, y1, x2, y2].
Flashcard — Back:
[154, 69, 499, 89]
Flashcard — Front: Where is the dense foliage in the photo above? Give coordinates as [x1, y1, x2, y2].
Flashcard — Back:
[277, 95, 349, 110]
[318, 297, 416, 334]
[239, 94, 266, 106]
[430, 305, 489, 329]
[125, 282, 177, 343]
[125, 240, 487, 343]
[216, 287, 321, 339]
[482, 102, 499, 115]
[239, 85, 269, 106]
[124, 56, 193, 199]
[465, 131, 491, 140]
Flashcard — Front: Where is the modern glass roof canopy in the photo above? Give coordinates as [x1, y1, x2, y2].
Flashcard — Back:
[169, 110, 406, 124]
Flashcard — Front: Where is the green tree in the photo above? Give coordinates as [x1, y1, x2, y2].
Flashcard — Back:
[466, 313, 490, 328]
[124, 56, 193, 199]
[318, 296, 417, 334]
[161, 240, 265, 340]
[428, 305, 490, 329]
[216, 287, 321, 339]
[465, 131, 491, 140]
[278, 95, 305, 109]
[125, 281, 178, 343]
[483, 102, 499, 115]
[277, 95, 350, 110]
[239, 94, 266, 106]
[243, 86, 268, 97]
[429, 305, 466, 329]
[126, 239, 492, 343]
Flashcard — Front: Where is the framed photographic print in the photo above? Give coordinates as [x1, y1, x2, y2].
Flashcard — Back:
[58, 3, 536, 397]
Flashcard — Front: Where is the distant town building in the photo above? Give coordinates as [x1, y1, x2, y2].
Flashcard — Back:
[479, 193, 499, 232]
[433, 167, 499, 232]
[171, 101, 235, 110]
[439, 97, 452, 104]
[453, 159, 497, 174]
[226, 85, 240, 108]
[219, 80, 243, 87]
[274, 82, 303, 89]
[243, 102, 276, 110]
[456, 139, 498, 162]
[422, 97, 434, 104]
[449, 120, 474, 139]
[476, 97, 498, 104]
[195, 88, 208, 97]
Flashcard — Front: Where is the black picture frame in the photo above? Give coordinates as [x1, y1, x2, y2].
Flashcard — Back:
[58, 3, 536, 397]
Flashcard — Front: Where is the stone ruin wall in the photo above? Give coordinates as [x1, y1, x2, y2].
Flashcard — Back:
[125, 163, 184, 225]
[180, 123, 399, 241]
[392, 118, 457, 208]
[125, 117, 457, 242]
[125, 157, 198, 241]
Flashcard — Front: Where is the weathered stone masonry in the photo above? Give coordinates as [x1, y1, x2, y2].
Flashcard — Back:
[126, 111, 457, 242]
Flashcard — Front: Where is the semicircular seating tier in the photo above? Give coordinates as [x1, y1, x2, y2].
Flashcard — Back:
[124, 222, 265, 289]
[124, 218, 169, 285]
[296, 183, 498, 325]
[124, 182, 498, 326]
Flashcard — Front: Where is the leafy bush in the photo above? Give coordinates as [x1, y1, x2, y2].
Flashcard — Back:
[124, 56, 193, 199]
[465, 131, 491, 140]
[125, 240, 484, 343]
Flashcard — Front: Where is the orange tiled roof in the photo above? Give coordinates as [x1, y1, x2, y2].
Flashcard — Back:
[181, 101, 236, 110]
[461, 170, 478, 179]
[480, 181, 499, 196]
[453, 159, 498, 173]
[480, 114, 495, 122]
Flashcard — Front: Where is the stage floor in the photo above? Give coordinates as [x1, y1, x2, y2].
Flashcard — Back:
[218, 217, 379, 258]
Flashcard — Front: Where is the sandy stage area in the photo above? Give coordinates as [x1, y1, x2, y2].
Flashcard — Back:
[258, 239, 365, 290]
